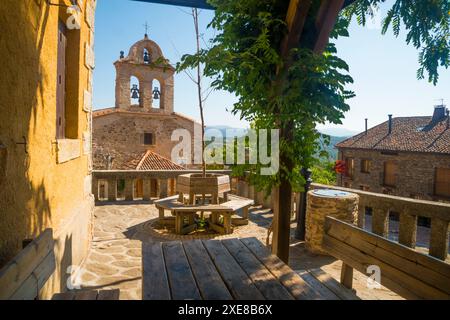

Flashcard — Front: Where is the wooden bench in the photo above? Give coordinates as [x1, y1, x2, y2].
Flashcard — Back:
[155, 194, 254, 235]
[0, 229, 56, 300]
[0, 229, 120, 300]
[323, 216, 450, 299]
[142, 237, 359, 300]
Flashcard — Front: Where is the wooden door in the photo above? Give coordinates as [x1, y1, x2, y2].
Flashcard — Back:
[56, 21, 66, 139]
[135, 179, 144, 198]
[435, 168, 450, 197]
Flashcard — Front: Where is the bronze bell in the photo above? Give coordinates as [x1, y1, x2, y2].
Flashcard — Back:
[143, 51, 150, 64]
[152, 87, 160, 100]
[131, 84, 139, 99]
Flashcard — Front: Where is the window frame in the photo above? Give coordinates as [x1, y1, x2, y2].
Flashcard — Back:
[143, 132, 155, 146]
[360, 159, 371, 174]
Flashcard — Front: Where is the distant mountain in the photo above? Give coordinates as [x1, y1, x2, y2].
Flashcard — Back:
[205, 125, 248, 139]
[318, 135, 349, 160]
[204, 125, 348, 160]
[319, 127, 358, 137]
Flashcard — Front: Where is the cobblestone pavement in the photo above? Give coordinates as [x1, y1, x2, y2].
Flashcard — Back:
[79, 202, 402, 300]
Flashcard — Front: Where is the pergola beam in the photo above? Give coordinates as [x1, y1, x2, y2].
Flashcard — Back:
[131, 0, 214, 9]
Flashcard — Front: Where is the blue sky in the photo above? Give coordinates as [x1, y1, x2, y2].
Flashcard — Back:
[93, 0, 450, 133]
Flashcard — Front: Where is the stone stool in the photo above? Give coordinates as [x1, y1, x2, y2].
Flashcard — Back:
[305, 189, 359, 255]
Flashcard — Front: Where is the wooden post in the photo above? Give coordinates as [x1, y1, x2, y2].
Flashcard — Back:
[429, 218, 449, 261]
[143, 179, 151, 201]
[398, 213, 417, 248]
[107, 178, 117, 202]
[124, 178, 133, 201]
[372, 207, 389, 237]
[340, 262, 354, 290]
[295, 168, 312, 240]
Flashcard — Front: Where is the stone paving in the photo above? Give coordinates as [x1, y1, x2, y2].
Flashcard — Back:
[79, 202, 403, 300]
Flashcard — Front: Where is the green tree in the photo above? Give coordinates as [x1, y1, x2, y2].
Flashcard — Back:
[176, 0, 449, 259]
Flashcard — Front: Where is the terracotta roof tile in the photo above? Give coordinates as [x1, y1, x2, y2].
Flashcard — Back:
[336, 117, 450, 154]
[133, 150, 185, 170]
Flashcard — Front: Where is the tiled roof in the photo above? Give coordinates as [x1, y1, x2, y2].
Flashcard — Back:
[336, 116, 450, 154]
[134, 150, 185, 170]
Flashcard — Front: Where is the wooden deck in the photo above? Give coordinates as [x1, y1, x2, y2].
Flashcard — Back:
[142, 237, 359, 300]
[52, 289, 120, 300]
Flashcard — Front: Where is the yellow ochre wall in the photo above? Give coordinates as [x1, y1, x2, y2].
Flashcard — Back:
[0, 0, 97, 298]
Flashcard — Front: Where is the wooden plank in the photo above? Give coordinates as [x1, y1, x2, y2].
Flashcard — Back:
[162, 242, 201, 300]
[0, 229, 54, 300]
[240, 237, 322, 300]
[308, 268, 359, 300]
[142, 242, 171, 300]
[52, 291, 76, 300]
[222, 239, 294, 300]
[322, 234, 449, 299]
[10, 250, 56, 300]
[297, 270, 341, 300]
[183, 240, 232, 300]
[97, 289, 120, 300]
[202, 240, 265, 300]
[324, 217, 450, 293]
[74, 290, 99, 300]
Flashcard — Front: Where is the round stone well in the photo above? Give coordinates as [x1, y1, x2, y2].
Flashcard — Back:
[305, 189, 359, 255]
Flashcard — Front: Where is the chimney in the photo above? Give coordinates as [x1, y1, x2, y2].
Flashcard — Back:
[365, 118, 368, 135]
[431, 104, 447, 124]
[388, 115, 393, 134]
[447, 108, 450, 130]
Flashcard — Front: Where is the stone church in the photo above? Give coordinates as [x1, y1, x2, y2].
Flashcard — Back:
[93, 34, 199, 197]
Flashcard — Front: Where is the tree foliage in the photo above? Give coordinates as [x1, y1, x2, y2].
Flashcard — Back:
[177, 0, 449, 195]
[344, 0, 449, 84]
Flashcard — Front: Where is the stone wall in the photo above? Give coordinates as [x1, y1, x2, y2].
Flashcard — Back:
[0, 0, 96, 298]
[337, 148, 450, 202]
[93, 111, 198, 169]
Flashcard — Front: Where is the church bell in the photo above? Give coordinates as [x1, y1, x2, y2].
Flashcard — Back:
[131, 84, 139, 99]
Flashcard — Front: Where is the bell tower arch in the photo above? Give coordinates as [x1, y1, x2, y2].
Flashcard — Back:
[114, 34, 174, 113]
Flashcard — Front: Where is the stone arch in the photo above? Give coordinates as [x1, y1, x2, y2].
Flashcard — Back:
[152, 78, 162, 109]
[127, 37, 163, 64]
[130, 75, 141, 107]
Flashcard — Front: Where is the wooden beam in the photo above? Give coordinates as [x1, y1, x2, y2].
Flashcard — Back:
[280, 0, 312, 58]
[314, 0, 345, 53]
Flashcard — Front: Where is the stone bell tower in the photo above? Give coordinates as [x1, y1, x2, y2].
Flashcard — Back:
[114, 34, 174, 113]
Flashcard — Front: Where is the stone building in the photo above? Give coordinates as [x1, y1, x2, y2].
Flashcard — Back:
[93, 35, 200, 198]
[0, 0, 96, 298]
[336, 105, 450, 202]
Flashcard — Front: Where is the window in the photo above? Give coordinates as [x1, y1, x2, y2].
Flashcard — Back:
[56, 19, 80, 139]
[384, 161, 398, 187]
[361, 159, 371, 173]
[56, 21, 67, 138]
[345, 158, 354, 178]
[435, 168, 450, 197]
[144, 132, 154, 145]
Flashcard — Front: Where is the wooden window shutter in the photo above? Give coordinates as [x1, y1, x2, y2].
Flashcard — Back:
[435, 168, 450, 197]
[56, 21, 67, 139]
[384, 161, 397, 187]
